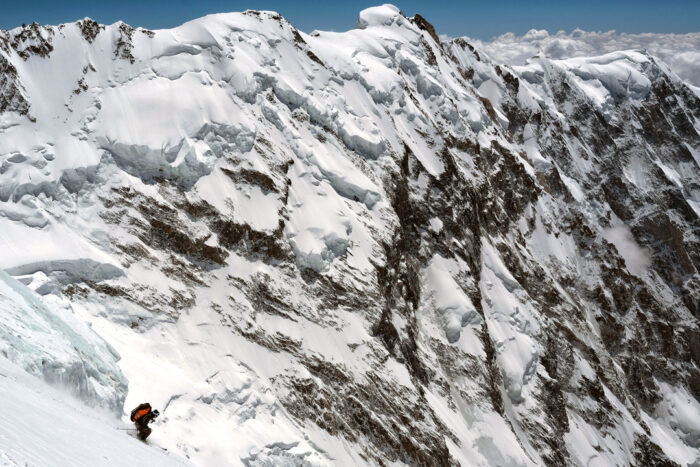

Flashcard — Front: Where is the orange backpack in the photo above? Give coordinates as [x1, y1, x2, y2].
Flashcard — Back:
[130, 403, 151, 422]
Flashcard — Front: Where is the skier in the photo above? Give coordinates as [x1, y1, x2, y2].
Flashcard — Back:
[130, 402, 160, 440]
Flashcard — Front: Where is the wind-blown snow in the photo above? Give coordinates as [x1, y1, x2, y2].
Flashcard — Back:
[601, 224, 651, 277]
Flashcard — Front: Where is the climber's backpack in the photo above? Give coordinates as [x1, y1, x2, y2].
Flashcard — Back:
[130, 402, 152, 422]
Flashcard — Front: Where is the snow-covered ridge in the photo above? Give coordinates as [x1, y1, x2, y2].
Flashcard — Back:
[0, 4, 698, 465]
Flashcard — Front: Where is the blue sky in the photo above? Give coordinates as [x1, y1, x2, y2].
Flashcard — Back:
[1, 1, 699, 39]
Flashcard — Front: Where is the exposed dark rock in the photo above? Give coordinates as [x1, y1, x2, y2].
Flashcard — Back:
[4, 12, 698, 464]
[9, 22, 54, 59]
[452, 38, 481, 61]
[0, 54, 30, 115]
[114, 23, 135, 63]
[220, 167, 278, 193]
[278, 356, 457, 466]
[412, 14, 440, 45]
[631, 434, 680, 467]
[421, 38, 437, 66]
[77, 18, 103, 43]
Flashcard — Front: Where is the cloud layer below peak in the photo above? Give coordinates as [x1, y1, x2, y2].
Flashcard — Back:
[470, 29, 700, 87]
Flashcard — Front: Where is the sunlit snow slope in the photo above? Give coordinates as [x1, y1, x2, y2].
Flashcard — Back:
[0, 356, 190, 466]
[0, 4, 699, 466]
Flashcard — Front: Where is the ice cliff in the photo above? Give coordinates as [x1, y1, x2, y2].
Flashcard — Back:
[0, 270, 126, 413]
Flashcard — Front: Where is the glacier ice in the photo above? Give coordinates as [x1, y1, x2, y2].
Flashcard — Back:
[0, 269, 127, 413]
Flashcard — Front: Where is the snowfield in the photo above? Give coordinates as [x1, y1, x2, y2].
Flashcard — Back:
[0, 355, 190, 466]
[0, 3, 699, 466]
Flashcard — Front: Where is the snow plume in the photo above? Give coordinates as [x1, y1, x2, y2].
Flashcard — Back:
[471, 29, 700, 86]
[602, 225, 652, 277]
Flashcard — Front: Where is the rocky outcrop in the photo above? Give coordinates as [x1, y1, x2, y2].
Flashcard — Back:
[0, 53, 29, 115]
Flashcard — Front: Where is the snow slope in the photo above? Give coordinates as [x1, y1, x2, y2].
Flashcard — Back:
[0, 4, 698, 466]
[0, 355, 190, 467]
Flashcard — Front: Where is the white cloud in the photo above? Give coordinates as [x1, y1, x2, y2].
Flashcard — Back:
[469, 29, 700, 86]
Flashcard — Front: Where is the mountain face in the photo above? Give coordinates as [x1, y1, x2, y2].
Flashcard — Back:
[0, 4, 698, 465]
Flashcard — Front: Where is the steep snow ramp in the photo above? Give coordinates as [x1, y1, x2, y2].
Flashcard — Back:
[0, 356, 190, 467]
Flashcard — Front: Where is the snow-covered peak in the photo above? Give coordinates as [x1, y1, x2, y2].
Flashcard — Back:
[471, 28, 700, 87]
[356, 4, 404, 29]
[0, 6, 699, 466]
[513, 49, 662, 118]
